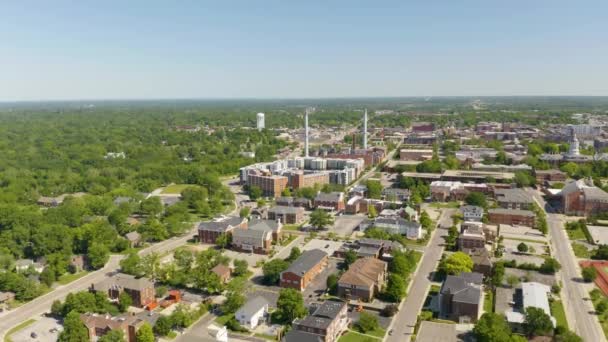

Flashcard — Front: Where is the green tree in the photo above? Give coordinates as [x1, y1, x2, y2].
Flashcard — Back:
[59, 311, 90, 342]
[233, 259, 249, 276]
[326, 273, 338, 294]
[223, 291, 246, 314]
[491, 262, 505, 287]
[524, 307, 554, 337]
[465, 192, 487, 208]
[439, 252, 473, 275]
[286, 246, 301, 263]
[216, 233, 231, 249]
[384, 273, 406, 302]
[118, 291, 133, 312]
[356, 311, 379, 333]
[473, 313, 514, 342]
[120, 252, 142, 276]
[582, 266, 597, 282]
[248, 185, 263, 200]
[368, 205, 378, 218]
[239, 207, 250, 218]
[140, 197, 163, 217]
[539, 257, 561, 274]
[40, 267, 56, 287]
[153, 315, 173, 336]
[136, 322, 155, 342]
[262, 259, 289, 285]
[517, 242, 528, 253]
[560, 162, 578, 177]
[88, 243, 110, 269]
[309, 209, 334, 230]
[276, 288, 307, 322]
[99, 330, 126, 342]
[344, 249, 358, 269]
[366, 180, 383, 199]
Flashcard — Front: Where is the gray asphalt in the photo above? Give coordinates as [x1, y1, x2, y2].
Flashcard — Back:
[525, 188, 605, 342]
[384, 208, 454, 342]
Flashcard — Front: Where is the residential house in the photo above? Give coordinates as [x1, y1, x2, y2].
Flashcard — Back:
[460, 205, 484, 222]
[198, 217, 247, 244]
[345, 196, 363, 214]
[268, 206, 305, 224]
[232, 228, 272, 255]
[249, 218, 283, 241]
[15, 259, 44, 273]
[91, 273, 155, 308]
[125, 231, 142, 248]
[458, 224, 486, 250]
[289, 301, 349, 342]
[236, 296, 269, 330]
[488, 208, 535, 227]
[337, 258, 387, 302]
[80, 311, 160, 342]
[211, 264, 231, 284]
[495, 188, 534, 210]
[314, 192, 345, 212]
[280, 249, 328, 291]
[381, 188, 411, 202]
[464, 248, 493, 277]
[439, 272, 483, 323]
[373, 217, 423, 240]
[506, 282, 556, 331]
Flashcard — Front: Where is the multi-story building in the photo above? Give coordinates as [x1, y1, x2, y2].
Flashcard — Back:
[198, 217, 247, 244]
[337, 257, 387, 302]
[399, 149, 433, 161]
[287, 301, 349, 342]
[314, 192, 345, 212]
[91, 273, 155, 308]
[488, 208, 535, 227]
[534, 169, 567, 184]
[246, 171, 289, 198]
[267, 206, 305, 224]
[439, 272, 483, 323]
[231, 228, 272, 254]
[494, 188, 534, 210]
[460, 205, 483, 222]
[560, 179, 608, 216]
[458, 225, 486, 250]
[280, 249, 328, 291]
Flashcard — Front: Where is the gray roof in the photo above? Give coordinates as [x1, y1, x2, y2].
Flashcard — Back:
[232, 228, 271, 240]
[94, 273, 153, 292]
[293, 301, 346, 331]
[198, 217, 244, 232]
[283, 330, 324, 342]
[314, 192, 343, 202]
[460, 205, 484, 216]
[583, 186, 608, 201]
[249, 219, 281, 232]
[283, 249, 328, 276]
[488, 208, 535, 217]
[237, 296, 269, 317]
[440, 272, 483, 305]
[268, 205, 302, 215]
[495, 188, 533, 204]
[374, 217, 420, 229]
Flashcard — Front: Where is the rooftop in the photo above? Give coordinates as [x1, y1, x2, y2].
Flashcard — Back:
[488, 208, 535, 217]
[283, 249, 328, 276]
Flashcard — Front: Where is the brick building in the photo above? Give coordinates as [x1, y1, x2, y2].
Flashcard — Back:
[280, 249, 328, 291]
[488, 208, 535, 227]
[286, 301, 349, 342]
[231, 228, 272, 254]
[314, 192, 345, 212]
[439, 272, 483, 323]
[198, 217, 247, 244]
[91, 273, 155, 308]
[534, 169, 567, 184]
[560, 179, 608, 216]
[246, 172, 289, 198]
[267, 206, 305, 224]
[337, 257, 387, 302]
[399, 149, 433, 161]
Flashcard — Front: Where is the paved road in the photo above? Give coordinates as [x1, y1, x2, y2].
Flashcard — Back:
[385, 208, 455, 342]
[525, 188, 605, 342]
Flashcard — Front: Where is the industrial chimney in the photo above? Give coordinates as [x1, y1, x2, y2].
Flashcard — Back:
[305, 107, 313, 157]
[363, 108, 368, 149]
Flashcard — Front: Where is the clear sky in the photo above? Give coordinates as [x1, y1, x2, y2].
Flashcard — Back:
[1, 1, 607, 101]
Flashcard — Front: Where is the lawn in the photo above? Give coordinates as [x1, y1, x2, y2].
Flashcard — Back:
[282, 224, 301, 231]
[5, 319, 36, 342]
[484, 289, 494, 313]
[589, 289, 608, 339]
[339, 330, 381, 342]
[429, 201, 460, 209]
[571, 242, 591, 258]
[566, 226, 588, 241]
[57, 271, 89, 285]
[503, 237, 547, 245]
[550, 299, 568, 329]
[162, 184, 195, 194]
[215, 313, 233, 326]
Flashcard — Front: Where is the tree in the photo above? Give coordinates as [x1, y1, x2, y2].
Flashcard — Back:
[389, 250, 416, 277]
[326, 273, 338, 294]
[233, 259, 249, 276]
[582, 266, 597, 282]
[596, 299, 608, 314]
[59, 311, 90, 342]
[356, 311, 379, 333]
[99, 330, 126, 342]
[381, 304, 399, 317]
[239, 207, 250, 218]
[419, 211, 432, 230]
[248, 185, 263, 200]
[439, 252, 473, 275]
[140, 197, 163, 217]
[473, 313, 514, 342]
[40, 267, 56, 287]
[223, 291, 246, 314]
[445, 226, 459, 250]
[344, 249, 358, 269]
[539, 257, 561, 274]
[491, 262, 505, 287]
[216, 233, 231, 249]
[524, 307, 554, 337]
[281, 188, 292, 197]
[118, 291, 133, 312]
[515, 171, 535, 187]
[555, 329, 583, 342]
[262, 259, 289, 285]
[153, 315, 173, 336]
[120, 252, 142, 276]
[136, 322, 155, 342]
[88, 243, 110, 269]
[286, 246, 302, 263]
[384, 274, 406, 302]
[309, 209, 334, 230]
[517, 242, 529, 253]
[506, 275, 520, 288]
[465, 192, 487, 208]
[366, 180, 383, 199]
[368, 205, 378, 218]
[276, 288, 307, 322]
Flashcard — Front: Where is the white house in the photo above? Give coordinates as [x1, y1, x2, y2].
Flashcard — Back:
[15, 259, 45, 273]
[236, 296, 269, 329]
[374, 217, 422, 240]
[461, 205, 484, 222]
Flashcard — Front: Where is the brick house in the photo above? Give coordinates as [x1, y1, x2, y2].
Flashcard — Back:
[314, 192, 345, 212]
[81, 311, 160, 342]
[535, 169, 567, 184]
[488, 208, 535, 227]
[337, 257, 387, 302]
[458, 224, 486, 250]
[231, 228, 272, 254]
[280, 249, 328, 291]
[267, 206, 305, 224]
[211, 264, 231, 284]
[439, 272, 483, 323]
[286, 301, 350, 342]
[464, 248, 493, 277]
[560, 179, 608, 216]
[248, 219, 283, 242]
[91, 273, 155, 308]
[198, 217, 247, 244]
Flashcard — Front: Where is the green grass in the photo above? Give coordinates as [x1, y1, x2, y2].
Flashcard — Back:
[5, 319, 36, 342]
[550, 299, 568, 329]
[355, 327, 386, 339]
[215, 313, 233, 325]
[254, 333, 277, 341]
[484, 290, 494, 313]
[166, 331, 178, 340]
[571, 242, 591, 258]
[338, 330, 381, 342]
[566, 226, 587, 241]
[429, 201, 460, 209]
[503, 237, 547, 245]
[162, 184, 195, 194]
[282, 224, 301, 231]
[57, 271, 89, 285]
[430, 284, 441, 293]
[589, 289, 608, 339]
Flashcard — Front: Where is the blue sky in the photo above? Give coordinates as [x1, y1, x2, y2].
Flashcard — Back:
[1, 1, 607, 101]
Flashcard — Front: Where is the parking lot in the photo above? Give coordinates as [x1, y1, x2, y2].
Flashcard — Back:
[303, 258, 340, 305]
[331, 215, 366, 237]
[587, 225, 608, 244]
[502, 239, 548, 256]
[301, 238, 344, 256]
[499, 225, 547, 243]
[11, 317, 62, 342]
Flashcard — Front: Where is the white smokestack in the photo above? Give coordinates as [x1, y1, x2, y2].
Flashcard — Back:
[363, 108, 368, 149]
[305, 107, 311, 157]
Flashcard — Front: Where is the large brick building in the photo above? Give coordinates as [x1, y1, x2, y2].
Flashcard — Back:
[267, 206, 305, 224]
[314, 192, 345, 212]
[91, 273, 155, 308]
[197, 217, 247, 244]
[337, 257, 387, 302]
[560, 179, 608, 216]
[488, 208, 535, 227]
[439, 272, 483, 323]
[494, 188, 533, 210]
[232, 228, 272, 254]
[286, 301, 349, 342]
[246, 170, 289, 198]
[535, 169, 567, 184]
[280, 249, 328, 291]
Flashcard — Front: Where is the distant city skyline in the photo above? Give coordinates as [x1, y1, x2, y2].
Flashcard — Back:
[1, 1, 607, 101]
